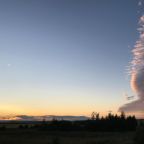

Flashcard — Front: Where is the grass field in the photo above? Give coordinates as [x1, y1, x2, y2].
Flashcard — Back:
[0, 130, 135, 144]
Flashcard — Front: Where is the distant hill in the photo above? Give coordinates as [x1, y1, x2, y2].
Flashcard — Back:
[0, 115, 89, 121]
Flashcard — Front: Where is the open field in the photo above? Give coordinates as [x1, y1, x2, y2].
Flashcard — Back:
[0, 130, 135, 144]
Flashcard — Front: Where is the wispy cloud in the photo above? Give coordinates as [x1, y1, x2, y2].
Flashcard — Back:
[119, 15, 144, 115]
[138, 1, 142, 6]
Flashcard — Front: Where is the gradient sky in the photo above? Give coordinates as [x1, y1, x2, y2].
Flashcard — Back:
[0, 0, 142, 116]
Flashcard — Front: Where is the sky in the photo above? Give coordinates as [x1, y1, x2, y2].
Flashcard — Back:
[0, 0, 142, 116]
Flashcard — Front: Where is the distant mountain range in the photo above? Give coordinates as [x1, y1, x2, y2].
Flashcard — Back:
[0, 115, 89, 121]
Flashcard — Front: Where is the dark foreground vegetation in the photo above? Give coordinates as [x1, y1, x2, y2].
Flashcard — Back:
[0, 130, 135, 144]
[0, 112, 143, 144]
[134, 122, 144, 144]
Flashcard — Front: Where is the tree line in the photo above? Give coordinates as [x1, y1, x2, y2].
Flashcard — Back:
[0, 112, 137, 132]
[30, 112, 137, 132]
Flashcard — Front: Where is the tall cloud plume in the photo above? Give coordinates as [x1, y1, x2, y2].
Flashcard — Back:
[119, 15, 144, 114]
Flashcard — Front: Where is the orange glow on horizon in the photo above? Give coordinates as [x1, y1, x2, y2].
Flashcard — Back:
[0, 107, 119, 118]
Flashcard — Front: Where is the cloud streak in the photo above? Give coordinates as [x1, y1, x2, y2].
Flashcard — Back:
[119, 15, 144, 114]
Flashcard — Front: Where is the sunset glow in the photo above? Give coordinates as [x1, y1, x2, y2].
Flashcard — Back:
[0, 0, 142, 118]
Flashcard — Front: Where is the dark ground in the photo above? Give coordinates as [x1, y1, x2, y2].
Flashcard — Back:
[0, 129, 135, 144]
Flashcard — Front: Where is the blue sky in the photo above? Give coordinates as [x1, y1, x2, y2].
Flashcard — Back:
[0, 0, 141, 116]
